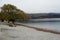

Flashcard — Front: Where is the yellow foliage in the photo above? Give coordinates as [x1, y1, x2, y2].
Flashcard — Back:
[0, 4, 30, 21]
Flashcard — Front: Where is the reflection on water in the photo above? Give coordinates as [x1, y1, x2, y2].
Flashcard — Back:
[29, 18, 60, 22]
[22, 18, 60, 31]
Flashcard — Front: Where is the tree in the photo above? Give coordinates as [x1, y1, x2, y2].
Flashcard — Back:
[0, 4, 30, 24]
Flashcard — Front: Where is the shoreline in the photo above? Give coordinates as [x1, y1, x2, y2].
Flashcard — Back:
[0, 24, 60, 40]
[14, 23, 60, 34]
[0, 22, 60, 34]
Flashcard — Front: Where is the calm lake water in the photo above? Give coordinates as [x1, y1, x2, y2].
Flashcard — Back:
[21, 18, 60, 31]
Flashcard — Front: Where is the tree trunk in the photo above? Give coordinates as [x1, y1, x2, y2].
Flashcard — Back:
[1, 20, 4, 22]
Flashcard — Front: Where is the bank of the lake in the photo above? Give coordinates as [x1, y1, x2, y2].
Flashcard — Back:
[17, 18, 60, 31]
[0, 25, 60, 40]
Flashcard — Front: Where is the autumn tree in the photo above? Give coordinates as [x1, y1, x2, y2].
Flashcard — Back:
[0, 4, 30, 23]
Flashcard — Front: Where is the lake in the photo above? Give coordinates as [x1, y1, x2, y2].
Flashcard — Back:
[21, 18, 60, 31]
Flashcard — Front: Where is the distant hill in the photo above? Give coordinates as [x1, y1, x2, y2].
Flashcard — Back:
[27, 13, 60, 19]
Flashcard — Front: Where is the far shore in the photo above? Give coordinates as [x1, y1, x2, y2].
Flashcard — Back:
[0, 21, 60, 34]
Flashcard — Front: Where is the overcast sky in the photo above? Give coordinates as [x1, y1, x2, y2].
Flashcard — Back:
[0, 0, 60, 13]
